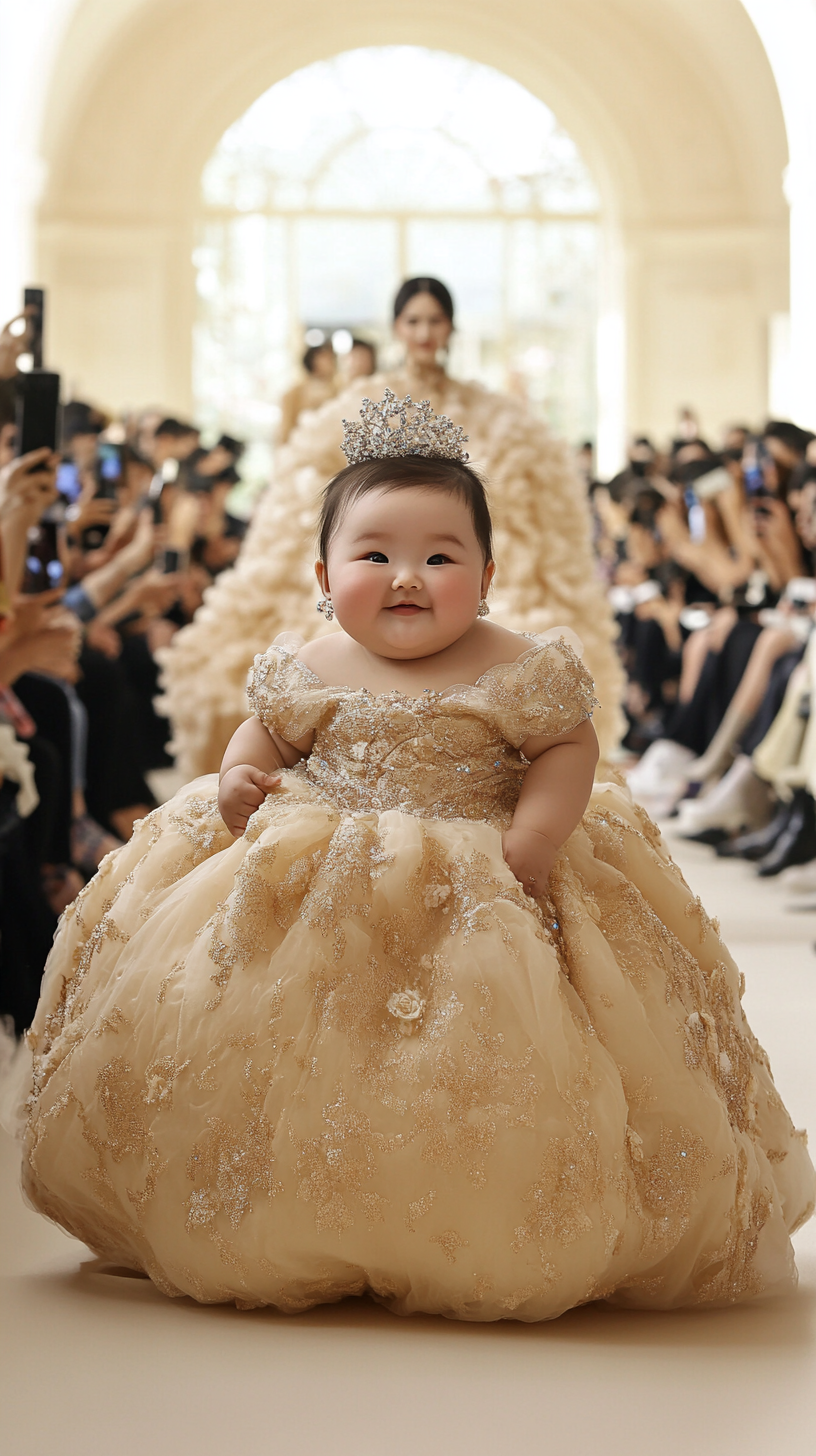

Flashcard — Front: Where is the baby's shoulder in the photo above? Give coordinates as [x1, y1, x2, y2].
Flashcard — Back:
[296, 633, 353, 682]
[471, 621, 531, 668]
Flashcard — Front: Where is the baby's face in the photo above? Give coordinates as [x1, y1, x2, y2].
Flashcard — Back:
[322, 486, 491, 659]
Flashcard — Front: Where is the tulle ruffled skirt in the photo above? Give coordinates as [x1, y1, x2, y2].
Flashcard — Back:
[22, 775, 814, 1318]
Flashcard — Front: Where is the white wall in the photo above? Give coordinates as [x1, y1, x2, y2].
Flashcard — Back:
[0, 0, 75, 324]
[740, 0, 816, 428]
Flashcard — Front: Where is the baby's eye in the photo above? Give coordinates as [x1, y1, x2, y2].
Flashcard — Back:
[427, 553, 452, 566]
[363, 551, 389, 563]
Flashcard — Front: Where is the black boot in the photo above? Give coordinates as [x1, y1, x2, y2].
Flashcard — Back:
[757, 791, 816, 877]
[716, 799, 793, 860]
[683, 827, 731, 847]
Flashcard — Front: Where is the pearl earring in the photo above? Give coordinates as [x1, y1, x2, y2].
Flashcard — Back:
[317, 597, 334, 622]
[477, 599, 490, 618]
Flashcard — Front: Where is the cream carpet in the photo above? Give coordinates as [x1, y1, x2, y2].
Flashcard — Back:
[2, 829, 814, 1456]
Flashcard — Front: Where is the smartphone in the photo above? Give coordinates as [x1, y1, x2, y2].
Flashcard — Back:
[743, 440, 771, 497]
[157, 547, 188, 574]
[23, 287, 44, 370]
[77, 441, 123, 550]
[141, 471, 165, 523]
[56, 460, 82, 503]
[684, 487, 706, 543]
[15, 371, 60, 456]
[95, 441, 123, 498]
[138, 457, 179, 523]
[744, 465, 767, 496]
[23, 514, 64, 594]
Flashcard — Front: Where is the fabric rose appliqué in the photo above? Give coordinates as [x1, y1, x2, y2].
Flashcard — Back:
[386, 988, 426, 1035]
[423, 883, 450, 910]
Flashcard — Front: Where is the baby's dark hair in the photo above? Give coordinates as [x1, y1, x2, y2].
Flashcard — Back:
[317, 455, 494, 564]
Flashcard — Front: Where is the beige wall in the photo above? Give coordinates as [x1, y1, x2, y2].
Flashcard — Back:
[33, 0, 789, 454]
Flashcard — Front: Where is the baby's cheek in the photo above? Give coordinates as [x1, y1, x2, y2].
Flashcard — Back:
[431, 576, 479, 624]
[332, 571, 381, 621]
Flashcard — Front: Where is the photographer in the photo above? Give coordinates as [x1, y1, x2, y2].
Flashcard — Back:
[0, 442, 83, 1030]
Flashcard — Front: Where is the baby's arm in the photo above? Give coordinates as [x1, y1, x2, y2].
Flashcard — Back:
[218, 716, 309, 836]
[502, 717, 599, 895]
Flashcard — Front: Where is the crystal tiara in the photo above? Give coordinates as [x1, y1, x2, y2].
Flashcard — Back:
[341, 387, 469, 465]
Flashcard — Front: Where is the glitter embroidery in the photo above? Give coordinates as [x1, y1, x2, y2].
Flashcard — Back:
[20, 629, 815, 1319]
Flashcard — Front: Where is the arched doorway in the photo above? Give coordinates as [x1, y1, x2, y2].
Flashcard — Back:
[194, 46, 601, 471]
[29, 0, 789, 461]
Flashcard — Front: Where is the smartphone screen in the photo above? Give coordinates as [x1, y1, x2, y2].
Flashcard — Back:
[95, 442, 122, 498]
[23, 287, 44, 370]
[23, 518, 63, 594]
[159, 547, 187, 573]
[56, 460, 82, 503]
[684, 487, 706, 543]
[15, 371, 60, 456]
[743, 440, 772, 497]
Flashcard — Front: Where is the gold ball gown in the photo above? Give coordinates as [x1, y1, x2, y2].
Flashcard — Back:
[23, 634, 814, 1318]
[157, 371, 625, 778]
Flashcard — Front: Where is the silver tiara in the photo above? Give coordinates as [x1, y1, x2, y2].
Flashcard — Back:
[341, 387, 469, 465]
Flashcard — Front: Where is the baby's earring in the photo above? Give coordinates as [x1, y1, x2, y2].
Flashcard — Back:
[316, 597, 334, 622]
[477, 598, 490, 618]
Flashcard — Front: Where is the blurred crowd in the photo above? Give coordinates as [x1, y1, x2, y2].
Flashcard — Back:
[0, 315, 257, 1030]
[593, 410, 816, 896]
[0, 315, 379, 1033]
[4, 291, 816, 1035]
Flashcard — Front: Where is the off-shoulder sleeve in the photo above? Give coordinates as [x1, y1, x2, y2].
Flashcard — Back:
[484, 636, 598, 747]
[247, 635, 338, 742]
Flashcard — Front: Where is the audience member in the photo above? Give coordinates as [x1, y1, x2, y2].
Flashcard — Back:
[342, 337, 377, 384]
[601, 413, 816, 887]
[277, 340, 337, 444]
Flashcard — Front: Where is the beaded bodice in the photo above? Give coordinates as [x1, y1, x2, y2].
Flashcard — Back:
[305, 688, 528, 823]
[248, 633, 597, 826]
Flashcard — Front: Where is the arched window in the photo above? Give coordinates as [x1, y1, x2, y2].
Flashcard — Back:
[195, 46, 600, 474]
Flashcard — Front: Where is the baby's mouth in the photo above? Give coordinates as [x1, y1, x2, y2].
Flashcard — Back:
[388, 603, 425, 615]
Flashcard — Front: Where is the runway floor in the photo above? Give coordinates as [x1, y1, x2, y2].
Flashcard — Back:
[1, 829, 814, 1456]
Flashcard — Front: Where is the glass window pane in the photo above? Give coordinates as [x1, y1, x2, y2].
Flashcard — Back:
[296, 219, 398, 325]
[313, 131, 492, 213]
[195, 46, 602, 461]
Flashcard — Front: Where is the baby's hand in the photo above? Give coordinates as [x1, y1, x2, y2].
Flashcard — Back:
[218, 764, 281, 837]
[501, 825, 558, 898]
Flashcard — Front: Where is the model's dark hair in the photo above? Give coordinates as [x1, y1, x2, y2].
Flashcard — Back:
[302, 342, 333, 375]
[393, 277, 454, 324]
[764, 420, 815, 456]
[318, 455, 493, 564]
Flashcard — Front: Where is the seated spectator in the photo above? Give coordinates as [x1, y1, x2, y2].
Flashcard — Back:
[613, 414, 816, 880]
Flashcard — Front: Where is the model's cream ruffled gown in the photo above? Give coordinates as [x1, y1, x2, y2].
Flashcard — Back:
[23, 634, 813, 1319]
[158, 373, 624, 778]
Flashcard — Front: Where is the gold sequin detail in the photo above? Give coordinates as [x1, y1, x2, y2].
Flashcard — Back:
[429, 1229, 469, 1264]
[248, 638, 596, 827]
[20, 633, 814, 1319]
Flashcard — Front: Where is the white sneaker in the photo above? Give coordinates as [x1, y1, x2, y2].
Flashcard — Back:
[626, 740, 695, 813]
[674, 756, 770, 837]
